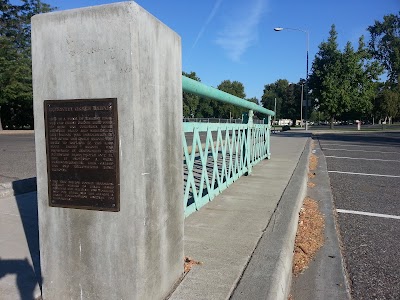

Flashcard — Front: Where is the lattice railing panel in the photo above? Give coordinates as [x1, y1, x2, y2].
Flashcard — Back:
[183, 121, 270, 217]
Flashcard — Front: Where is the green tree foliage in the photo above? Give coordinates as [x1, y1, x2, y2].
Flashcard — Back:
[216, 80, 246, 119]
[309, 25, 382, 127]
[309, 110, 327, 124]
[343, 37, 382, 119]
[182, 73, 254, 119]
[284, 81, 303, 125]
[261, 79, 289, 119]
[367, 12, 400, 122]
[261, 79, 303, 125]
[246, 97, 259, 105]
[246, 96, 264, 121]
[0, 0, 53, 129]
[181, 71, 216, 118]
[381, 87, 399, 123]
[182, 71, 201, 118]
[373, 82, 400, 123]
[309, 25, 344, 127]
[368, 12, 400, 84]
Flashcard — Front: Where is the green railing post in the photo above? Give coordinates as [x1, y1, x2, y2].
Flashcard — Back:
[247, 110, 254, 174]
[242, 112, 248, 174]
[266, 115, 271, 159]
[242, 110, 253, 175]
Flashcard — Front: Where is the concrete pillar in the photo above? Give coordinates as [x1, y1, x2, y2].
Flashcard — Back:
[32, 2, 183, 299]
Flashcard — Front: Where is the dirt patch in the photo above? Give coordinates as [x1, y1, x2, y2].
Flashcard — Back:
[292, 197, 325, 276]
[184, 256, 202, 273]
[308, 151, 318, 179]
[309, 153, 318, 171]
[307, 182, 316, 188]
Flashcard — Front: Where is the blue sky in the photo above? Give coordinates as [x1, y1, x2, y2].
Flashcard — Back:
[30, 0, 399, 100]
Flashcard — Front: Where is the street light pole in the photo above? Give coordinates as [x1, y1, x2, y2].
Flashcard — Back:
[274, 97, 277, 133]
[274, 27, 309, 130]
[300, 83, 303, 127]
[305, 30, 309, 130]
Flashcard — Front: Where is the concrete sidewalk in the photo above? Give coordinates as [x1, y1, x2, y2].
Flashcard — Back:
[0, 133, 310, 300]
[170, 133, 310, 300]
[0, 191, 41, 300]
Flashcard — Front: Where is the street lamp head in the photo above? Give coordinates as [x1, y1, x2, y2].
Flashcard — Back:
[274, 27, 284, 31]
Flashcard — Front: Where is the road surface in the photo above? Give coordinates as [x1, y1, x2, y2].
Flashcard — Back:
[317, 132, 400, 299]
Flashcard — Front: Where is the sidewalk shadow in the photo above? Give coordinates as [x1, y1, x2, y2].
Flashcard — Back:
[0, 258, 42, 300]
[8, 178, 42, 299]
[275, 131, 313, 138]
[11, 177, 37, 195]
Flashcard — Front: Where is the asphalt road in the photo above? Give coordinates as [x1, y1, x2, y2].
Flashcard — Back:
[316, 132, 400, 299]
[310, 124, 400, 131]
[0, 132, 36, 183]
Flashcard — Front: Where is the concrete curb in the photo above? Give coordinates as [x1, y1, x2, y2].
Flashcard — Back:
[231, 138, 311, 300]
[0, 177, 37, 198]
[0, 130, 34, 135]
[291, 138, 351, 299]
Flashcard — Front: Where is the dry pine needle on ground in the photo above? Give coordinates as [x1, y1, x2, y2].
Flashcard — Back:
[292, 197, 325, 276]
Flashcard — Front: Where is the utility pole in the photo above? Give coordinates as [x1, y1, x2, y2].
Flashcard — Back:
[274, 97, 277, 133]
[274, 27, 309, 130]
[300, 84, 304, 128]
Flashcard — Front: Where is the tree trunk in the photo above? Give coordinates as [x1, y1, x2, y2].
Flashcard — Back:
[330, 116, 334, 129]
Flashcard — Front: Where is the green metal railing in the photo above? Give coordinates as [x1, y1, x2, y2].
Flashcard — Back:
[182, 76, 275, 217]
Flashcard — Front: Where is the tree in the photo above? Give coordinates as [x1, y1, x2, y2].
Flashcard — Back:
[216, 80, 246, 119]
[309, 25, 345, 128]
[246, 97, 259, 105]
[0, 42, 33, 129]
[181, 75, 252, 119]
[309, 25, 382, 128]
[309, 110, 327, 124]
[373, 82, 400, 124]
[283, 81, 303, 125]
[381, 87, 400, 123]
[246, 97, 264, 120]
[348, 37, 383, 119]
[0, 0, 54, 129]
[261, 79, 304, 125]
[182, 71, 201, 118]
[261, 79, 289, 119]
[368, 12, 400, 85]
[368, 12, 400, 123]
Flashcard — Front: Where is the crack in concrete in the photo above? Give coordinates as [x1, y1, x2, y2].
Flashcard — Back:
[0, 174, 20, 182]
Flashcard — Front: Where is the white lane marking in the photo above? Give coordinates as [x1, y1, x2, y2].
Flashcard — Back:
[337, 209, 400, 220]
[325, 156, 400, 163]
[322, 147, 400, 154]
[328, 170, 400, 178]
[319, 142, 398, 149]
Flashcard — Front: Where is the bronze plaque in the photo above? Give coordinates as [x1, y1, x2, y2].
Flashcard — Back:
[44, 98, 120, 211]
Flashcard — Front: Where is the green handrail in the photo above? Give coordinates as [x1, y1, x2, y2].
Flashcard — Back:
[182, 76, 275, 117]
